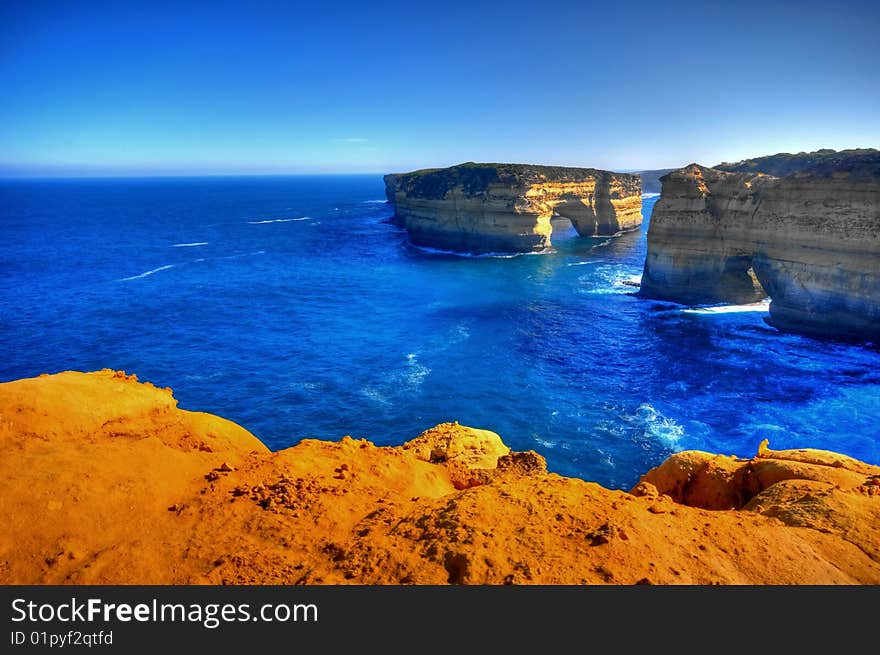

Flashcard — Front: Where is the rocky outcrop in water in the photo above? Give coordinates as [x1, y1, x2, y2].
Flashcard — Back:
[384, 162, 642, 253]
[2, 369, 879, 584]
[640, 149, 880, 341]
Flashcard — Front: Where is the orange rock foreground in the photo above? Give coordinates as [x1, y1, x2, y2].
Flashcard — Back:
[1, 370, 878, 584]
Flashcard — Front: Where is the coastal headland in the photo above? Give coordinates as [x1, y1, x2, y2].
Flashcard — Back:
[640, 149, 880, 341]
[2, 369, 878, 585]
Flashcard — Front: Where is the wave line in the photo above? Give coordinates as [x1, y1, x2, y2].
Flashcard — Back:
[118, 264, 175, 282]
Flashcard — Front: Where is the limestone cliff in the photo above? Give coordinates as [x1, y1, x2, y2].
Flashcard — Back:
[640, 149, 880, 341]
[384, 162, 642, 253]
[2, 369, 879, 585]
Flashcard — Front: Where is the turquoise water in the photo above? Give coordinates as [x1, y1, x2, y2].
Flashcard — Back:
[1, 176, 878, 488]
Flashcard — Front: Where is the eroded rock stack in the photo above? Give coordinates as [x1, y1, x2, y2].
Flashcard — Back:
[384, 162, 642, 254]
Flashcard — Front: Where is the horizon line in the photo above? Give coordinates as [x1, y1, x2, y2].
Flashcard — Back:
[0, 171, 394, 181]
[0, 165, 687, 182]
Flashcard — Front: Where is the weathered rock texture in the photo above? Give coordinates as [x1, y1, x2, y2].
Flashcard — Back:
[384, 162, 642, 253]
[2, 370, 879, 585]
[640, 149, 880, 340]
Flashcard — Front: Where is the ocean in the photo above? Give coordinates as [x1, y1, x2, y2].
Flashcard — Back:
[1, 175, 878, 489]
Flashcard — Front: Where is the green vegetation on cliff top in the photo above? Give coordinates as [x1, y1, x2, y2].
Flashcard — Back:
[715, 148, 880, 179]
[385, 162, 640, 199]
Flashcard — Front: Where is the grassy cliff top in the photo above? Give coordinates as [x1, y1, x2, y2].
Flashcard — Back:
[385, 162, 640, 198]
[715, 148, 880, 180]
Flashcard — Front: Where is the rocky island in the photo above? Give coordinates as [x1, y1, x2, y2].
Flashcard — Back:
[2, 369, 878, 585]
[384, 162, 642, 254]
[639, 149, 880, 341]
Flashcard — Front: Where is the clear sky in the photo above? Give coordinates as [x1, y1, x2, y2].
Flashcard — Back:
[1, 0, 878, 176]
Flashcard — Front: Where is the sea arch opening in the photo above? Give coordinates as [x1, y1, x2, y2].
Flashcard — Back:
[547, 193, 622, 238]
[715, 252, 769, 304]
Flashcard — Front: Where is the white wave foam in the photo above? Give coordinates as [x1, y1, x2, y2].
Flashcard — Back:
[596, 448, 615, 468]
[360, 387, 391, 406]
[290, 381, 319, 391]
[604, 226, 642, 238]
[580, 265, 643, 294]
[452, 323, 471, 343]
[362, 199, 389, 204]
[533, 436, 557, 449]
[641, 192, 661, 198]
[404, 353, 430, 389]
[426, 323, 471, 352]
[411, 244, 553, 259]
[172, 242, 208, 248]
[247, 217, 311, 224]
[118, 264, 175, 282]
[566, 260, 606, 267]
[683, 300, 770, 315]
[219, 250, 265, 260]
[360, 353, 431, 406]
[633, 403, 684, 448]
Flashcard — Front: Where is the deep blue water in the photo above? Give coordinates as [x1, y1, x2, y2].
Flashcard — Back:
[1, 176, 878, 488]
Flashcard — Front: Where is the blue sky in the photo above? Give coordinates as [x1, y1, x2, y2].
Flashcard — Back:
[1, 0, 878, 176]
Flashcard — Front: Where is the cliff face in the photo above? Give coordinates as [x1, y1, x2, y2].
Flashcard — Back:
[2, 370, 879, 585]
[640, 150, 880, 340]
[384, 162, 642, 253]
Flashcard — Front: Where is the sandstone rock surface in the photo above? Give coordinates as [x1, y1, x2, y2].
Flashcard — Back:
[2, 370, 878, 584]
[639, 149, 880, 340]
[384, 162, 642, 253]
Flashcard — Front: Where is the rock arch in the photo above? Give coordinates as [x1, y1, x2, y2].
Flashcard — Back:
[385, 163, 642, 254]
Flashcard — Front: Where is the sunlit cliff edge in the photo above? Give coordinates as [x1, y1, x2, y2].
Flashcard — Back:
[1, 370, 878, 584]
[640, 149, 880, 341]
[384, 162, 642, 254]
